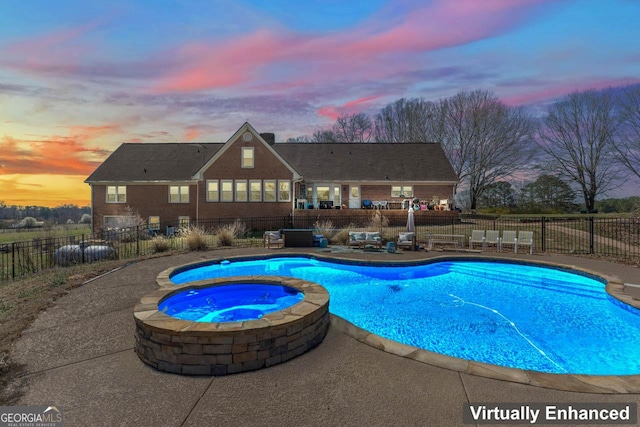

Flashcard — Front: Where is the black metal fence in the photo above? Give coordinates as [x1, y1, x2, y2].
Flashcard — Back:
[1, 214, 638, 282]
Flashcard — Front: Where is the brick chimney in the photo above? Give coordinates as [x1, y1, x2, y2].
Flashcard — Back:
[260, 132, 275, 145]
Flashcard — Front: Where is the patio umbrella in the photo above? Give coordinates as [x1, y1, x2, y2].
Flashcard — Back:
[406, 206, 415, 232]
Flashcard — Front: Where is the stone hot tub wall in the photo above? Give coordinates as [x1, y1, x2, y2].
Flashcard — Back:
[134, 276, 330, 375]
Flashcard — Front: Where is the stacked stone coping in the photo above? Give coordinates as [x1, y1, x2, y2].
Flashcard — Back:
[134, 276, 330, 376]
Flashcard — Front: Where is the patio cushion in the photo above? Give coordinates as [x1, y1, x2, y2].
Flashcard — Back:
[365, 232, 381, 241]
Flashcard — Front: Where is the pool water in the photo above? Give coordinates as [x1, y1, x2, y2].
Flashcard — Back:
[159, 283, 304, 322]
[171, 257, 640, 375]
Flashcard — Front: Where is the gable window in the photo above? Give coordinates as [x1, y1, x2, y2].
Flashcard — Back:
[264, 180, 276, 202]
[235, 180, 248, 202]
[241, 147, 254, 168]
[169, 185, 189, 203]
[106, 185, 126, 203]
[391, 185, 413, 198]
[221, 180, 233, 202]
[206, 180, 219, 202]
[278, 180, 291, 202]
[249, 180, 262, 202]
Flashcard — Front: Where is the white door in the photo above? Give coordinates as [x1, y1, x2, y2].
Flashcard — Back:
[349, 185, 361, 209]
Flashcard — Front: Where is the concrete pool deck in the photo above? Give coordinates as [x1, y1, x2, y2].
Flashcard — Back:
[6, 248, 640, 426]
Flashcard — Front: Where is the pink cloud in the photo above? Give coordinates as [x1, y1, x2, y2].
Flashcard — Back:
[502, 77, 640, 106]
[155, 0, 553, 93]
[184, 127, 200, 141]
[317, 96, 381, 120]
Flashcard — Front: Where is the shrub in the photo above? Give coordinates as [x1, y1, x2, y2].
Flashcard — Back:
[150, 235, 170, 253]
[313, 219, 336, 239]
[20, 217, 38, 228]
[331, 224, 355, 245]
[367, 210, 389, 229]
[184, 226, 208, 251]
[79, 214, 92, 224]
[215, 220, 246, 247]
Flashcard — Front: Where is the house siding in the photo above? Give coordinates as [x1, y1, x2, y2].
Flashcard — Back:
[360, 184, 454, 204]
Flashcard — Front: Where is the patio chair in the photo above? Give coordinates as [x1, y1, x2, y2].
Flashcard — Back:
[517, 231, 534, 255]
[362, 199, 372, 209]
[364, 231, 384, 248]
[500, 230, 517, 253]
[348, 231, 367, 248]
[439, 199, 449, 210]
[484, 230, 500, 251]
[378, 200, 388, 210]
[372, 200, 381, 209]
[263, 230, 285, 249]
[469, 230, 485, 250]
[397, 232, 416, 251]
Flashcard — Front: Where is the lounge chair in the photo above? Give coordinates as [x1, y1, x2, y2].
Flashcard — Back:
[397, 232, 416, 251]
[469, 230, 485, 250]
[484, 230, 500, 251]
[263, 230, 285, 248]
[517, 231, 534, 255]
[499, 230, 517, 252]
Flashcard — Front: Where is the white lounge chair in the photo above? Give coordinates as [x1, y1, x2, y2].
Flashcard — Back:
[469, 230, 485, 250]
[397, 232, 416, 251]
[500, 231, 517, 252]
[263, 230, 284, 249]
[517, 231, 534, 255]
[485, 230, 500, 251]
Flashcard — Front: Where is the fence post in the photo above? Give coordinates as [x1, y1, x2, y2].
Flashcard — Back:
[589, 216, 595, 254]
[81, 234, 85, 263]
[137, 225, 140, 257]
[12, 242, 15, 280]
[541, 217, 546, 252]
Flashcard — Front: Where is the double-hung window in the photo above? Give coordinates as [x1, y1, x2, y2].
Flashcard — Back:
[278, 181, 291, 202]
[249, 180, 262, 202]
[264, 180, 276, 202]
[391, 185, 413, 198]
[206, 180, 219, 202]
[241, 147, 254, 168]
[169, 185, 189, 203]
[235, 180, 248, 202]
[221, 180, 233, 202]
[106, 185, 126, 203]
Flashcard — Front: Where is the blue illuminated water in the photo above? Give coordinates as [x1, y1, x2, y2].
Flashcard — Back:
[171, 256, 640, 375]
[159, 283, 303, 322]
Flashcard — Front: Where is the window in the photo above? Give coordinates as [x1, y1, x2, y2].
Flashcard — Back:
[235, 180, 248, 202]
[169, 185, 189, 203]
[106, 185, 126, 203]
[241, 147, 254, 168]
[391, 185, 413, 198]
[316, 186, 330, 201]
[278, 180, 291, 202]
[264, 180, 276, 202]
[249, 180, 262, 202]
[333, 187, 340, 206]
[178, 216, 190, 229]
[148, 216, 160, 231]
[221, 180, 233, 202]
[206, 180, 219, 202]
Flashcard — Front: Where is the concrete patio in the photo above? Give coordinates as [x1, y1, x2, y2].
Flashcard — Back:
[6, 248, 640, 426]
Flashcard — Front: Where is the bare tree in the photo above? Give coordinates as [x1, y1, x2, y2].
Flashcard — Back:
[617, 85, 640, 179]
[331, 113, 373, 143]
[434, 90, 536, 209]
[537, 89, 624, 212]
[373, 98, 436, 142]
[310, 129, 337, 142]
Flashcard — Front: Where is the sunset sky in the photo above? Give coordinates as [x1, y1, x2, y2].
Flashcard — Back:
[1, 0, 639, 207]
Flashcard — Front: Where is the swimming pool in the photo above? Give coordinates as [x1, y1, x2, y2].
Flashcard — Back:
[166, 256, 640, 377]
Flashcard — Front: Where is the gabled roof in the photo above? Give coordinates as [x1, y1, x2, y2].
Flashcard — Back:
[85, 143, 223, 182]
[275, 142, 458, 182]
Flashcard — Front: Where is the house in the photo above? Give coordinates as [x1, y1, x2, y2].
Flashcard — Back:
[85, 122, 458, 231]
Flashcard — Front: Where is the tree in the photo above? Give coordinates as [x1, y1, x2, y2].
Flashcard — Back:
[434, 90, 536, 209]
[519, 175, 577, 213]
[373, 98, 436, 142]
[617, 85, 640, 179]
[311, 129, 337, 142]
[477, 181, 515, 209]
[537, 89, 624, 212]
[331, 113, 373, 143]
[79, 213, 92, 224]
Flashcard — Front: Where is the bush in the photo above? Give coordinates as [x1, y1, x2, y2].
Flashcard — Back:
[184, 226, 208, 251]
[331, 224, 355, 245]
[150, 235, 170, 253]
[20, 217, 38, 228]
[215, 220, 246, 247]
[313, 220, 335, 239]
[79, 214, 92, 224]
